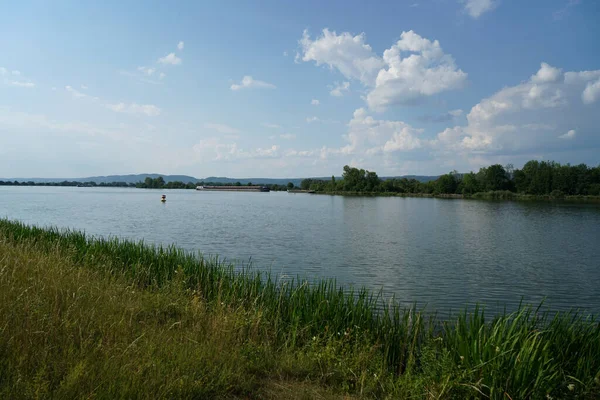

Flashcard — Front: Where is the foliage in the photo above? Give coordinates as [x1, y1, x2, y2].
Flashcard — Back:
[1, 219, 600, 398]
[300, 161, 600, 198]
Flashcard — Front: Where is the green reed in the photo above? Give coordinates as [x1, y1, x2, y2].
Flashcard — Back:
[1, 218, 599, 398]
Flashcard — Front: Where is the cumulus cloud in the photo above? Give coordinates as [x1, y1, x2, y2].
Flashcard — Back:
[158, 53, 182, 65]
[299, 29, 466, 111]
[342, 108, 423, 155]
[299, 28, 384, 85]
[311, 99, 320, 105]
[366, 31, 467, 110]
[463, 0, 497, 19]
[559, 129, 576, 139]
[204, 123, 241, 135]
[434, 63, 600, 155]
[582, 78, 600, 104]
[105, 103, 161, 116]
[531, 62, 562, 83]
[230, 76, 276, 90]
[177, 41, 184, 50]
[330, 81, 350, 97]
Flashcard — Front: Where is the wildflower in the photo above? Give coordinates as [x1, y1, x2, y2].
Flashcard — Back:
[496, 346, 500, 353]
[568, 384, 575, 391]
[460, 356, 464, 362]
[312, 336, 316, 341]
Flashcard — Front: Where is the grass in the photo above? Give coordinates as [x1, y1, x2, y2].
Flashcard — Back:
[1, 218, 599, 399]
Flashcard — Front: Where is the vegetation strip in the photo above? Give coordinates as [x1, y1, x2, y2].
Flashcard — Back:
[1, 219, 599, 398]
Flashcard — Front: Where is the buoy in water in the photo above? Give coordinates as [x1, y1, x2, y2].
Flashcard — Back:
[161, 194, 166, 202]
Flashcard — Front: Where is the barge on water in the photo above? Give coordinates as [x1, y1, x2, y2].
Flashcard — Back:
[287, 189, 315, 194]
[196, 185, 270, 192]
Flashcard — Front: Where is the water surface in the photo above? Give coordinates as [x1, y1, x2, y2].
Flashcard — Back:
[1, 186, 599, 314]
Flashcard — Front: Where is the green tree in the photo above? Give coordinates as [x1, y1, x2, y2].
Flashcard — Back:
[435, 173, 458, 194]
[287, 182, 294, 190]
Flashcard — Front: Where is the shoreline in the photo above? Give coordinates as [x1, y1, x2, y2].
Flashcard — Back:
[314, 190, 600, 202]
[1, 218, 599, 398]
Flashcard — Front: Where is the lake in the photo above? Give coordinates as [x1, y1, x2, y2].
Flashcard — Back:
[1, 186, 599, 315]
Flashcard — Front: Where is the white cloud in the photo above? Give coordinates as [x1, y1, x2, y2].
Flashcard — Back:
[158, 53, 182, 65]
[366, 31, 467, 110]
[177, 41, 184, 51]
[582, 78, 600, 104]
[10, 81, 35, 88]
[463, 0, 497, 19]
[299, 28, 384, 85]
[283, 51, 288, 56]
[262, 122, 281, 129]
[531, 62, 562, 83]
[434, 63, 600, 155]
[299, 29, 466, 111]
[230, 76, 276, 91]
[81, 85, 88, 90]
[193, 139, 280, 161]
[448, 109, 463, 117]
[0, 67, 7, 75]
[559, 129, 576, 139]
[343, 108, 422, 154]
[159, 72, 166, 79]
[311, 99, 320, 105]
[105, 103, 161, 116]
[306, 116, 320, 123]
[204, 123, 241, 135]
[138, 66, 156, 76]
[65, 85, 87, 98]
[330, 81, 350, 97]
[279, 133, 296, 140]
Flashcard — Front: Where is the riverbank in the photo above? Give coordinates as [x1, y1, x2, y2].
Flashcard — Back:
[1, 219, 599, 398]
[316, 190, 600, 202]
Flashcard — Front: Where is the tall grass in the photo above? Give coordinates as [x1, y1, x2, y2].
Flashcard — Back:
[1, 218, 599, 398]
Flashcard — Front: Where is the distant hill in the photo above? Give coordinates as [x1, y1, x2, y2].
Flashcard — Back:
[3, 174, 440, 185]
[3, 174, 199, 184]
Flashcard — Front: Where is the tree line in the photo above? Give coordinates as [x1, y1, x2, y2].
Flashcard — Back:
[135, 177, 296, 191]
[300, 161, 600, 196]
[0, 181, 133, 187]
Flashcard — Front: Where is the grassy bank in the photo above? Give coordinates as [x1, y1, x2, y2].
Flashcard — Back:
[1, 219, 599, 399]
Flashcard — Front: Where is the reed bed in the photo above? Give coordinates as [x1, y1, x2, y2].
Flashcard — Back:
[1, 218, 599, 399]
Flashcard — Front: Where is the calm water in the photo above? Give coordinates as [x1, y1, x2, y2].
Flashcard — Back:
[1, 186, 599, 314]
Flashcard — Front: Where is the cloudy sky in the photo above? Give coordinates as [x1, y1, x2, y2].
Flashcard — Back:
[1, 0, 599, 178]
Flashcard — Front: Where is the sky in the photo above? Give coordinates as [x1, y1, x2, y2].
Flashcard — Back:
[1, 0, 599, 179]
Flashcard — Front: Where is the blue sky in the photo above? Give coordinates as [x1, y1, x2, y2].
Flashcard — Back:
[1, 0, 599, 178]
